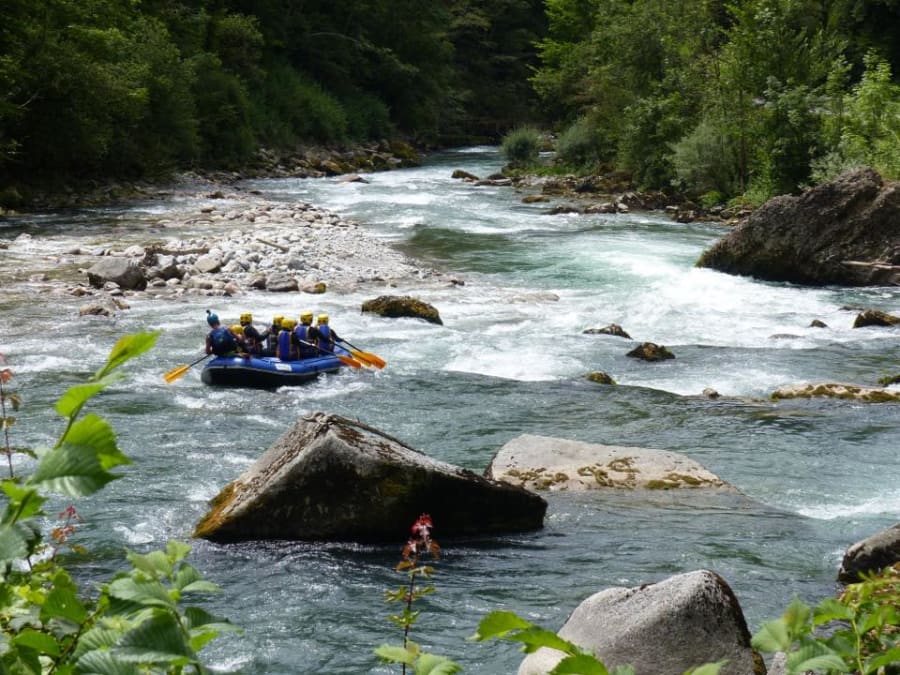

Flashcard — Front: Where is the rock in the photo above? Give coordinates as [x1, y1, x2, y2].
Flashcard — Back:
[838, 524, 900, 582]
[809, 319, 828, 328]
[85, 258, 147, 290]
[301, 281, 327, 294]
[583, 323, 632, 339]
[264, 272, 299, 293]
[337, 173, 369, 183]
[586, 371, 616, 385]
[696, 167, 900, 286]
[122, 245, 146, 257]
[878, 373, 900, 386]
[79, 303, 111, 317]
[194, 412, 546, 543]
[451, 169, 479, 181]
[626, 342, 674, 361]
[702, 387, 721, 399]
[194, 254, 222, 274]
[852, 309, 900, 328]
[522, 195, 549, 204]
[771, 382, 900, 402]
[487, 435, 731, 492]
[518, 570, 764, 675]
[361, 295, 443, 325]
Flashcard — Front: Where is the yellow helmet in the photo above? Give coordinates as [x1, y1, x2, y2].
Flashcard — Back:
[240, 312, 252, 324]
[230, 324, 244, 336]
[300, 311, 313, 324]
[317, 313, 329, 325]
[280, 318, 297, 330]
[272, 315, 284, 327]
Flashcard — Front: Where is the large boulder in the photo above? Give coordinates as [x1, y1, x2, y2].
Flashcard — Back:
[518, 570, 764, 675]
[838, 523, 900, 583]
[194, 412, 546, 543]
[361, 295, 443, 325]
[696, 167, 900, 286]
[487, 435, 732, 492]
[86, 258, 147, 290]
[626, 342, 675, 361]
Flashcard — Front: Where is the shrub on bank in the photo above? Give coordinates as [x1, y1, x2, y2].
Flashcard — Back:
[501, 126, 542, 168]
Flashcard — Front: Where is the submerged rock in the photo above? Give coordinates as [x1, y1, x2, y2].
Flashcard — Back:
[852, 309, 900, 328]
[194, 412, 546, 543]
[838, 523, 900, 582]
[487, 434, 732, 492]
[696, 167, 900, 286]
[583, 323, 632, 339]
[771, 383, 900, 403]
[626, 342, 674, 361]
[361, 295, 443, 324]
[518, 570, 764, 675]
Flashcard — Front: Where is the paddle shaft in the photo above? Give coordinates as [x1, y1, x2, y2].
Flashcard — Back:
[297, 339, 361, 368]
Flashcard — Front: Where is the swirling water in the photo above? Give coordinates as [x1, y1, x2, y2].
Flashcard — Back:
[1, 147, 899, 673]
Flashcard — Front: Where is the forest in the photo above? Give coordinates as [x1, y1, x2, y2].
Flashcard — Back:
[2, 0, 900, 205]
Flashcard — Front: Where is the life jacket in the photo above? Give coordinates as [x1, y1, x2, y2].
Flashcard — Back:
[209, 326, 238, 356]
[277, 329, 296, 361]
[317, 324, 334, 351]
[243, 324, 264, 354]
[265, 326, 280, 354]
[294, 324, 318, 358]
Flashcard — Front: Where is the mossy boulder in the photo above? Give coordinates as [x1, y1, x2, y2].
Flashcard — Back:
[771, 383, 900, 403]
[583, 323, 632, 339]
[486, 434, 732, 492]
[852, 309, 900, 328]
[586, 371, 616, 385]
[361, 295, 443, 325]
[194, 412, 545, 543]
[626, 342, 674, 361]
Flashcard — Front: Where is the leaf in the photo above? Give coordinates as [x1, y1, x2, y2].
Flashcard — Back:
[42, 569, 88, 624]
[114, 611, 196, 663]
[0, 523, 32, 563]
[183, 606, 237, 633]
[30, 415, 130, 497]
[550, 653, 609, 675]
[55, 377, 115, 419]
[165, 540, 191, 563]
[2, 481, 46, 524]
[790, 653, 850, 673]
[866, 647, 900, 672]
[684, 660, 728, 675]
[471, 610, 534, 641]
[415, 652, 463, 675]
[751, 618, 792, 653]
[75, 648, 141, 675]
[107, 578, 176, 610]
[127, 550, 173, 579]
[71, 627, 125, 660]
[12, 629, 61, 657]
[175, 564, 219, 594]
[510, 626, 579, 655]
[99, 332, 159, 379]
[375, 644, 417, 666]
[813, 598, 855, 624]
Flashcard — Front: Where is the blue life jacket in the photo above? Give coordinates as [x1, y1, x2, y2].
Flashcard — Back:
[209, 327, 237, 356]
[317, 324, 334, 350]
[294, 324, 318, 358]
[277, 329, 295, 360]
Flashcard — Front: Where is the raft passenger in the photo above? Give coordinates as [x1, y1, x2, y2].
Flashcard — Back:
[263, 315, 283, 356]
[239, 312, 268, 355]
[315, 313, 341, 352]
[277, 318, 298, 360]
[294, 310, 320, 359]
[205, 310, 242, 357]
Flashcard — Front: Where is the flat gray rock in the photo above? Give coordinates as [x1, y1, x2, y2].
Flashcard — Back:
[487, 434, 733, 492]
[838, 523, 900, 582]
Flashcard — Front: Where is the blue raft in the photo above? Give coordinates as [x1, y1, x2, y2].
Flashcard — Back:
[201, 351, 349, 388]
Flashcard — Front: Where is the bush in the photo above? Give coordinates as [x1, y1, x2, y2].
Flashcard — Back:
[501, 126, 542, 168]
[556, 117, 606, 170]
[255, 64, 347, 145]
[343, 92, 394, 140]
[671, 117, 739, 197]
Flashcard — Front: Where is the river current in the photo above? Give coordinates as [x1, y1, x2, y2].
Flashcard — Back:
[1, 147, 899, 673]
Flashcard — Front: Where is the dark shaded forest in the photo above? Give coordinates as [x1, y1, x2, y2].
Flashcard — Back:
[2, 0, 900, 204]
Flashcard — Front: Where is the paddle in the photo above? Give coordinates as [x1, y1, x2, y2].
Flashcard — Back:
[335, 338, 386, 369]
[297, 339, 362, 369]
[163, 353, 211, 384]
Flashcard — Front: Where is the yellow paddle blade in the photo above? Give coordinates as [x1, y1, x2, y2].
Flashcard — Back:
[335, 354, 363, 369]
[163, 364, 191, 383]
[352, 349, 386, 369]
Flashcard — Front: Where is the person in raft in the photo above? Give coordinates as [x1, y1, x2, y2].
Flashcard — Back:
[293, 310, 320, 359]
[205, 310, 247, 357]
[315, 313, 341, 352]
[276, 318, 299, 360]
[263, 315, 283, 356]
[239, 312, 268, 355]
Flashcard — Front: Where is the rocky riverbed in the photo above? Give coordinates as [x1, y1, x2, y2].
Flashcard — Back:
[0, 172, 454, 316]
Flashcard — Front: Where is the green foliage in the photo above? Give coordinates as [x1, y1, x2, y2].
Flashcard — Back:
[501, 126, 542, 168]
[671, 117, 739, 197]
[752, 566, 900, 674]
[0, 333, 235, 673]
[555, 117, 606, 171]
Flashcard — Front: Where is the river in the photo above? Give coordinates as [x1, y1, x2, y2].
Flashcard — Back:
[1, 147, 898, 673]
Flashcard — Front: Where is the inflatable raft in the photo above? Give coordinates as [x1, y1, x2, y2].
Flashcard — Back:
[201, 351, 349, 388]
